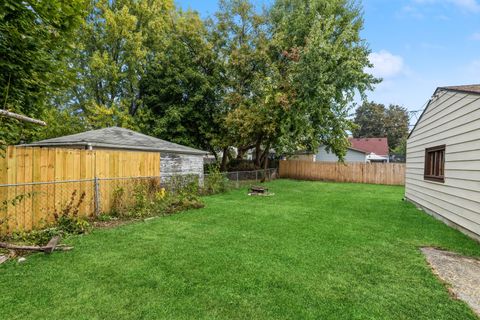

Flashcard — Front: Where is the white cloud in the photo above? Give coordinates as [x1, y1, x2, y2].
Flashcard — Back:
[450, 0, 480, 11]
[367, 50, 405, 79]
[413, 0, 480, 12]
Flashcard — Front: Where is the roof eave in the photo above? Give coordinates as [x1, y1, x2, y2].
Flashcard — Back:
[19, 142, 209, 156]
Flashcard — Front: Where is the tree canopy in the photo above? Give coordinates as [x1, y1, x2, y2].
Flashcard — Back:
[1, 0, 379, 167]
[353, 102, 410, 153]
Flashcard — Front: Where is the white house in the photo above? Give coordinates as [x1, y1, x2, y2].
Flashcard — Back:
[405, 85, 480, 241]
[315, 145, 367, 162]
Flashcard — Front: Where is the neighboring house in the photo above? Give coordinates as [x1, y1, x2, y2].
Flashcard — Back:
[349, 137, 389, 163]
[22, 127, 208, 183]
[315, 145, 367, 162]
[293, 138, 389, 163]
[405, 84, 480, 241]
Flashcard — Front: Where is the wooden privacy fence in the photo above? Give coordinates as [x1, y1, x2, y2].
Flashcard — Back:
[0, 146, 160, 234]
[279, 160, 405, 185]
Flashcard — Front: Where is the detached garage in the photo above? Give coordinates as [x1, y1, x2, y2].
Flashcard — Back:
[23, 127, 207, 183]
[405, 85, 480, 241]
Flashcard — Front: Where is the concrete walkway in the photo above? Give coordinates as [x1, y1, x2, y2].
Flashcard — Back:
[421, 247, 480, 316]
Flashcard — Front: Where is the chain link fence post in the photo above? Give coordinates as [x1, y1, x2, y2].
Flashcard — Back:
[236, 171, 239, 188]
[94, 177, 101, 216]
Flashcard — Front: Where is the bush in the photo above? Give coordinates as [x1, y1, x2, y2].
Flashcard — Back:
[108, 177, 204, 219]
[201, 167, 230, 195]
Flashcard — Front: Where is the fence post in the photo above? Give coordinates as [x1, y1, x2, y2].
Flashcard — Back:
[94, 177, 101, 216]
[236, 171, 239, 188]
[255, 170, 258, 182]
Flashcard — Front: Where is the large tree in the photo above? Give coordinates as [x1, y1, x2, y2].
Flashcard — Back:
[0, 0, 87, 146]
[139, 10, 223, 155]
[208, 0, 273, 168]
[269, 0, 378, 160]
[353, 102, 409, 152]
[64, 0, 174, 128]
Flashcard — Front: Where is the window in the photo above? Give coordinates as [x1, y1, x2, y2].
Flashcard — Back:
[424, 145, 445, 182]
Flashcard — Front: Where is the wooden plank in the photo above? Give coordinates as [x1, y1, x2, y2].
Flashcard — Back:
[45, 148, 56, 226]
[0, 147, 8, 234]
[6, 147, 17, 232]
[32, 148, 44, 229]
[15, 148, 27, 231]
[279, 160, 405, 186]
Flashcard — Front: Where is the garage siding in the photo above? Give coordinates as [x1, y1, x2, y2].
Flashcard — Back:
[405, 89, 480, 238]
[160, 152, 204, 183]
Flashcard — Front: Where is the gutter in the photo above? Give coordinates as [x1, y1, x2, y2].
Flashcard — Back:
[18, 141, 209, 156]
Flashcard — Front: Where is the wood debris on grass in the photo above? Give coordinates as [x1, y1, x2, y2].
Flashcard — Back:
[0, 236, 73, 257]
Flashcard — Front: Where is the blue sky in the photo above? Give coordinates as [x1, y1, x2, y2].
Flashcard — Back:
[176, 0, 480, 114]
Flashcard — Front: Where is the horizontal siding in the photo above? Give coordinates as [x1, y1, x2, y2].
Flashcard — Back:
[406, 173, 480, 191]
[408, 94, 480, 142]
[160, 153, 204, 183]
[315, 146, 366, 162]
[406, 89, 480, 238]
[406, 193, 480, 236]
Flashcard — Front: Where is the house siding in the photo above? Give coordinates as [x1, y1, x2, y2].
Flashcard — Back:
[316, 146, 366, 163]
[405, 89, 480, 239]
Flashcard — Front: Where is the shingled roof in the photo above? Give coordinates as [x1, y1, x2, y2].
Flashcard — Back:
[349, 137, 389, 156]
[440, 84, 480, 95]
[23, 127, 208, 155]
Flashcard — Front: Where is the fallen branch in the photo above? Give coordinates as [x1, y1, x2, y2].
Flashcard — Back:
[0, 255, 7, 265]
[0, 236, 73, 254]
[0, 109, 47, 126]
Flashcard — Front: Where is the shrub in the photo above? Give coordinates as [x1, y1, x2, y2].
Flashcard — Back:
[201, 167, 229, 195]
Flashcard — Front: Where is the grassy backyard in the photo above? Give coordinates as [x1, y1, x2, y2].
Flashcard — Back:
[1, 180, 480, 319]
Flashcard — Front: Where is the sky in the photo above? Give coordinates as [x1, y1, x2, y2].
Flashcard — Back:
[176, 0, 480, 115]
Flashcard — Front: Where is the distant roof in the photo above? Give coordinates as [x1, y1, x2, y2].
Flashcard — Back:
[349, 137, 389, 155]
[440, 84, 480, 95]
[22, 127, 208, 155]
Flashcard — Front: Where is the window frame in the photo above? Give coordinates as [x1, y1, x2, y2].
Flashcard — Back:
[424, 145, 446, 183]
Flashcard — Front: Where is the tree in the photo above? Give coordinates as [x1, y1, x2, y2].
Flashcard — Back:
[64, 0, 174, 128]
[352, 102, 409, 152]
[385, 104, 409, 153]
[0, 0, 87, 145]
[352, 102, 386, 138]
[269, 0, 378, 160]
[208, 0, 273, 169]
[139, 10, 223, 156]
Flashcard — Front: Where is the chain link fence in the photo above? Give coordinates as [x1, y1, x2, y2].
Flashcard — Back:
[0, 168, 278, 233]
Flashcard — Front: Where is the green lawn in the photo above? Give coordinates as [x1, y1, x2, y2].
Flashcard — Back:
[1, 180, 480, 319]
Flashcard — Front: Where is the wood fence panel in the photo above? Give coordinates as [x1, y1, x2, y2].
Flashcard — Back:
[0, 146, 161, 233]
[279, 160, 405, 186]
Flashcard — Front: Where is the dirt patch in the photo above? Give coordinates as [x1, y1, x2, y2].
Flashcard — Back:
[92, 219, 132, 229]
[421, 247, 480, 316]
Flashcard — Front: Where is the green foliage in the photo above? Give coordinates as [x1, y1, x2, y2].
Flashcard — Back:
[0, 0, 88, 145]
[202, 168, 230, 195]
[269, 0, 378, 159]
[6, 228, 62, 247]
[64, 0, 174, 128]
[139, 10, 222, 154]
[353, 101, 409, 152]
[110, 178, 204, 219]
[1, 190, 90, 245]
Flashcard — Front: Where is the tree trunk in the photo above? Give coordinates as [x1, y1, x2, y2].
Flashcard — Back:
[220, 147, 229, 171]
[236, 147, 245, 160]
[254, 140, 262, 169]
